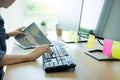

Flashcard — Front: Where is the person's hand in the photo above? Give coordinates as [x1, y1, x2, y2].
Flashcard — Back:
[27, 45, 53, 61]
[7, 27, 26, 37]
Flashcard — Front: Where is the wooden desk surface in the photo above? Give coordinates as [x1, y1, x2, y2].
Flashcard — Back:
[3, 39, 120, 80]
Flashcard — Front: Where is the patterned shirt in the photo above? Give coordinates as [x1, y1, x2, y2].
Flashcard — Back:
[0, 15, 9, 80]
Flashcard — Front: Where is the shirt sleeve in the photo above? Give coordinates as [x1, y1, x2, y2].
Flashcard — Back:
[5, 34, 10, 39]
[0, 50, 5, 62]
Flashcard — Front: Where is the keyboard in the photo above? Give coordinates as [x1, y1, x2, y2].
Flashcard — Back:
[42, 45, 76, 72]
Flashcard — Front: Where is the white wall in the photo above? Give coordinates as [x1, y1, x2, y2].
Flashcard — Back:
[81, 0, 104, 30]
[1, 0, 24, 32]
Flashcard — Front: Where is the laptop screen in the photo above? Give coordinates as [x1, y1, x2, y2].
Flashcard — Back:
[15, 22, 52, 49]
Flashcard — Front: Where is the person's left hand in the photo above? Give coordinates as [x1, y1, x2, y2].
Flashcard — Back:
[7, 27, 26, 37]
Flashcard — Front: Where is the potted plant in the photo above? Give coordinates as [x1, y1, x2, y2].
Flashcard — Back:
[41, 21, 46, 26]
[40, 20, 47, 35]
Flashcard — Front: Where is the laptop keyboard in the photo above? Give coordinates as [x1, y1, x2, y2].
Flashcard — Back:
[42, 45, 76, 72]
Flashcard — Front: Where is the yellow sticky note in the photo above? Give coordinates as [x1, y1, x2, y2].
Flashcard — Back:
[68, 30, 74, 40]
[73, 31, 78, 43]
[87, 34, 95, 48]
[112, 41, 120, 59]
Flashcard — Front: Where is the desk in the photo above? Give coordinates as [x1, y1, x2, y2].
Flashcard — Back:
[3, 37, 120, 80]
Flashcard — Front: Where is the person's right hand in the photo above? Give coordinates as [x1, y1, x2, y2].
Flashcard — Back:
[27, 45, 53, 61]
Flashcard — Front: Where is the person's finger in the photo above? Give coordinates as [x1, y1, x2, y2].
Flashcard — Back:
[41, 47, 53, 54]
[18, 27, 26, 31]
[17, 31, 26, 35]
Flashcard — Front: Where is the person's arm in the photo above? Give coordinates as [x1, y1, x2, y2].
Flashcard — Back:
[6, 27, 25, 38]
[0, 54, 29, 66]
[0, 45, 53, 67]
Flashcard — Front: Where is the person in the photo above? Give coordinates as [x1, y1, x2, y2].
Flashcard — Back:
[0, 0, 53, 80]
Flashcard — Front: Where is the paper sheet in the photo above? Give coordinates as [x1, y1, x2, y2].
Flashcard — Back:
[87, 34, 95, 48]
[112, 41, 120, 59]
[103, 39, 112, 56]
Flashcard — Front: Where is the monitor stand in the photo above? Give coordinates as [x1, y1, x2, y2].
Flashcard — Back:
[61, 35, 88, 43]
[84, 49, 119, 61]
[60, 31, 88, 43]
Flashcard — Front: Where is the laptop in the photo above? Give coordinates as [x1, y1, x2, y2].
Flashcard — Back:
[15, 22, 52, 49]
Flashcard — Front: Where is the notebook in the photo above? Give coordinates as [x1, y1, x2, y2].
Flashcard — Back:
[15, 22, 52, 49]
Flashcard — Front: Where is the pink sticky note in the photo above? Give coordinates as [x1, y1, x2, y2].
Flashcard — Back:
[102, 39, 112, 56]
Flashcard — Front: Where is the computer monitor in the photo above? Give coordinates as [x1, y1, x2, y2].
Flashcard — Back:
[85, 0, 120, 61]
[59, 0, 88, 43]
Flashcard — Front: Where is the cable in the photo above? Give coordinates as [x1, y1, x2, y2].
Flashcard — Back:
[97, 39, 104, 46]
[89, 30, 104, 46]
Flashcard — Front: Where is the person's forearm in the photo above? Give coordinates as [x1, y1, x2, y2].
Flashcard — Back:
[7, 32, 15, 37]
[0, 54, 31, 67]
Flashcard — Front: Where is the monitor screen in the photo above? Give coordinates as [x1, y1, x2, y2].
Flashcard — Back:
[95, 0, 120, 41]
[56, 0, 89, 43]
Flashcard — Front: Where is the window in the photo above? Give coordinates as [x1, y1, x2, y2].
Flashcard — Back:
[25, 0, 59, 16]
[24, 0, 60, 31]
